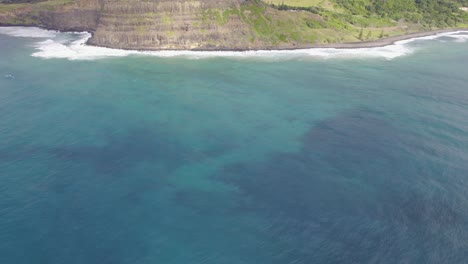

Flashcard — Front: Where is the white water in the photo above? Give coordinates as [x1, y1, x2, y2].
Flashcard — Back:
[0, 26, 467, 60]
[0, 26, 58, 38]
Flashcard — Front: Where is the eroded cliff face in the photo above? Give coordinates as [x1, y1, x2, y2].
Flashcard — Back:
[0, 0, 323, 50]
[89, 0, 254, 50]
[38, 0, 102, 32]
[0, 0, 101, 32]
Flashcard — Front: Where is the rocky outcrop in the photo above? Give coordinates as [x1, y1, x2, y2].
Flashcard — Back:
[37, 9, 99, 32]
[0, 0, 101, 32]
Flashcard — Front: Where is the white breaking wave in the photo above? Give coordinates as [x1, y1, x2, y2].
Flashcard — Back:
[30, 33, 414, 60]
[29, 32, 415, 60]
[444, 34, 468, 43]
[31, 32, 135, 60]
[394, 31, 468, 45]
[0, 26, 467, 60]
[0, 26, 58, 38]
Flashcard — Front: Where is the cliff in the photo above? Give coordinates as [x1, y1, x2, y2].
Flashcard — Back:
[89, 0, 255, 50]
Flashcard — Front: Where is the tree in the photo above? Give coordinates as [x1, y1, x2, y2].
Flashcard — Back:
[358, 28, 364, 40]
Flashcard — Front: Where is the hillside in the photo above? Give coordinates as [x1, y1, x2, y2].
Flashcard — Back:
[0, 0, 467, 50]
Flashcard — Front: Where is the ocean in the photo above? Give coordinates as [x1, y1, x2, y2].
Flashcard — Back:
[0, 27, 468, 264]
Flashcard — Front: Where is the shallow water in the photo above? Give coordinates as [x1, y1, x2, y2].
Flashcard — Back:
[0, 28, 468, 264]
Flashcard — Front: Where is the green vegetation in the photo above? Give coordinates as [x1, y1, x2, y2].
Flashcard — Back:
[237, 1, 321, 44]
[269, 0, 467, 27]
[335, 0, 466, 27]
[267, 0, 339, 11]
[262, 0, 467, 43]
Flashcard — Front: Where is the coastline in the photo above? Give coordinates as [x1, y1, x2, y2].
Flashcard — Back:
[302, 28, 468, 49]
[85, 28, 468, 52]
[0, 26, 468, 60]
[0, 24, 467, 51]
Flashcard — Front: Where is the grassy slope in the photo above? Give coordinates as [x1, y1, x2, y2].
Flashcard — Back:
[237, 0, 407, 44]
[197, 0, 394, 45]
[266, 0, 340, 11]
[264, 0, 468, 43]
[264, 0, 401, 43]
[205, 0, 467, 46]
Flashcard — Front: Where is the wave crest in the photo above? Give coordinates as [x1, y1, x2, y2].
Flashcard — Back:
[0, 26, 58, 38]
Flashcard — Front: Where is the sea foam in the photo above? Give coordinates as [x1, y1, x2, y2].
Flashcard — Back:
[0, 26, 467, 60]
[29, 33, 415, 60]
[0, 26, 58, 38]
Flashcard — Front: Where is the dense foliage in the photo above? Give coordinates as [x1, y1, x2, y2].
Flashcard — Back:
[272, 0, 468, 27]
[338, 0, 467, 26]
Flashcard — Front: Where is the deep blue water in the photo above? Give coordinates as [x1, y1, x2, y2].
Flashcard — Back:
[1, 30, 468, 264]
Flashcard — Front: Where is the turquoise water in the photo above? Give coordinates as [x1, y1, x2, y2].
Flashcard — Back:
[1, 30, 468, 263]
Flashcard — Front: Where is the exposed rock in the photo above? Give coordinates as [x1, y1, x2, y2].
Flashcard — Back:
[0, 0, 101, 32]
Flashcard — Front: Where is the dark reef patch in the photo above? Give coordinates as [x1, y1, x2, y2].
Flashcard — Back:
[221, 108, 468, 263]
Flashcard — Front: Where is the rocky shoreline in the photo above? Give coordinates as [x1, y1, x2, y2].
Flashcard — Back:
[310, 29, 468, 49]
[1, 23, 466, 52]
[86, 28, 468, 51]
